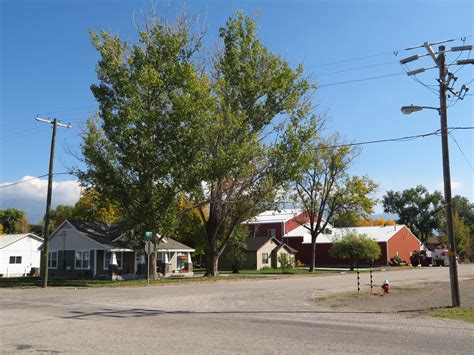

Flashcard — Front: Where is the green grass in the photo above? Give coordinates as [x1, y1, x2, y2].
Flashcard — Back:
[427, 307, 474, 323]
[0, 275, 259, 289]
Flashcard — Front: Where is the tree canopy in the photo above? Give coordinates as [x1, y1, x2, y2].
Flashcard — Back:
[291, 135, 378, 271]
[0, 208, 29, 234]
[330, 232, 381, 269]
[79, 14, 212, 278]
[190, 13, 315, 276]
[382, 185, 443, 243]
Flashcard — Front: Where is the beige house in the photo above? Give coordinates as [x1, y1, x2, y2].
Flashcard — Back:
[219, 236, 297, 271]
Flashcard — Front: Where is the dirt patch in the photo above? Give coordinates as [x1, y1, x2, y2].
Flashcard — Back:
[314, 279, 474, 313]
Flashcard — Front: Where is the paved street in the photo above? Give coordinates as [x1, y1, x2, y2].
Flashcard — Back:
[1, 265, 474, 354]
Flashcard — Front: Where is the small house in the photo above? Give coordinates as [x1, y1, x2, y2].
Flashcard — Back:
[0, 233, 43, 277]
[219, 236, 297, 270]
[48, 220, 194, 279]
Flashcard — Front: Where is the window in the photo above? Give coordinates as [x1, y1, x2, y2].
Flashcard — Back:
[177, 253, 187, 271]
[75, 251, 90, 269]
[267, 229, 276, 237]
[262, 253, 269, 264]
[9, 256, 22, 264]
[248, 230, 255, 238]
[104, 252, 122, 270]
[48, 251, 58, 269]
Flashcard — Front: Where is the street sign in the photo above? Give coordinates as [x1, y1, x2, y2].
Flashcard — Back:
[145, 240, 153, 254]
[145, 231, 153, 240]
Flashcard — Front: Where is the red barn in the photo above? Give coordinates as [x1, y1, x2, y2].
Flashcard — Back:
[283, 225, 422, 266]
[244, 209, 309, 240]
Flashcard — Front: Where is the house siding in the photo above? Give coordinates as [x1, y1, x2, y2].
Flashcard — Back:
[256, 240, 278, 269]
[0, 236, 42, 277]
[49, 250, 94, 279]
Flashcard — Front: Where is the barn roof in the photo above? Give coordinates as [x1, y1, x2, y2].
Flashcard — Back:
[285, 225, 406, 244]
[244, 209, 302, 224]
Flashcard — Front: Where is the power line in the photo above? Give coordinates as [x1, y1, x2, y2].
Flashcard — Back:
[314, 59, 400, 77]
[306, 35, 472, 69]
[318, 72, 406, 88]
[449, 132, 473, 170]
[0, 173, 72, 189]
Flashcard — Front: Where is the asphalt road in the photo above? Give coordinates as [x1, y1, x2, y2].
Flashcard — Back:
[1, 265, 473, 354]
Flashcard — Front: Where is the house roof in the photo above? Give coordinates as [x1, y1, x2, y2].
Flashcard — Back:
[0, 233, 43, 249]
[67, 221, 127, 249]
[244, 236, 297, 254]
[158, 238, 195, 252]
[285, 225, 406, 244]
[244, 209, 302, 224]
[274, 243, 298, 254]
[244, 237, 278, 251]
[63, 220, 194, 252]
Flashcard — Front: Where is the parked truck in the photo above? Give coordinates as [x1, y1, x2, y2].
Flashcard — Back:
[431, 244, 450, 266]
[411, 244, 450, 267]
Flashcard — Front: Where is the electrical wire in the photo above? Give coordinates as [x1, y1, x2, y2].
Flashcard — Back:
[314, 59, 400, 77]
[449, 133, 473, 170]
[0, 173, 73, 189]
[306, 35, 472, 69]
[318, 72, 406, 88]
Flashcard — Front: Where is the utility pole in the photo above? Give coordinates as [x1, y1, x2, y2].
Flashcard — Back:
[436, 46, 461, 307]
[36, 117, 71, 288]
[399, 39, 473, 307]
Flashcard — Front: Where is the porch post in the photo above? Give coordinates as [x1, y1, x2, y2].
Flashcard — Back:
[186, 253, 193, 273]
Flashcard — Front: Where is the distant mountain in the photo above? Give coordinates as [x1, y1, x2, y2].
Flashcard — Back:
[370, 212, 399, 221]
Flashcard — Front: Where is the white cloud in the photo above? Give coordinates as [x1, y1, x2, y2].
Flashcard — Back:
[0, 176, 81, 223]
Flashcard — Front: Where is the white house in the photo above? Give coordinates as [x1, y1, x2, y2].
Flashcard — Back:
[0, 233, 43, 277]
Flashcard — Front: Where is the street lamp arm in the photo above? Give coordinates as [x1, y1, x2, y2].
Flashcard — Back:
[401, 105, 440, 115]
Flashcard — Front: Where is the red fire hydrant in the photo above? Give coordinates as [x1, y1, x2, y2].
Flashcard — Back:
[382, 280, 390, 294]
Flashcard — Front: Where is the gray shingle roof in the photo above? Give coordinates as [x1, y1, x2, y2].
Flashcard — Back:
[66, 220, 194, 251]
[244, 236, 297, 253]
[67, 221, 127, 248]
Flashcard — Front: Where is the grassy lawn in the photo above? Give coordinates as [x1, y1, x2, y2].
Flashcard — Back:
[427, 307, 474, 324]
[0, 275, 259, 289]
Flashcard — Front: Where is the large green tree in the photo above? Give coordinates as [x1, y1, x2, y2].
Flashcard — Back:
[0, 208, 29, 234]
[452, 195, 474, 258]
[441, 212, 471, 261]
[78, 15, 212, 278]
[291, 135, 378, 272]
[382, 185, 443, 243]
[191, 13, 314, 276]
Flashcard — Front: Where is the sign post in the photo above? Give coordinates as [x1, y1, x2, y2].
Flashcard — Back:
[145, 232, 153, 286]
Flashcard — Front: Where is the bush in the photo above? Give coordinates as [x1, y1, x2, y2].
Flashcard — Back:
[278, 253, 294, 273]
[389, 255, 402, 266]
[295, 259, 305, 268]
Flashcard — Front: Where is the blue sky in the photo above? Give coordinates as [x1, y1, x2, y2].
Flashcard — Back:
[1, 0, 473, 222]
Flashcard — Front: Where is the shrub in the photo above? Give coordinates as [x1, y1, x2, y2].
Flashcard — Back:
[278, 253, 294, 273]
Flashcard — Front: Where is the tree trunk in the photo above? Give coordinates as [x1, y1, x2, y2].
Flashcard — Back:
[150, 251, 158, 280]
[205, 249, 219, 277]
[310, 238, 316, 272]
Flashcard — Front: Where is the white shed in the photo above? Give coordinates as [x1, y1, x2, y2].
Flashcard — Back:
[0, 233, 43, 277]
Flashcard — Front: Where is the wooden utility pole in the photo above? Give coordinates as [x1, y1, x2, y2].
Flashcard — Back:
[400, 39, 473, 307]
[437, 46, 461, 307]
[36, 117, 71, 288]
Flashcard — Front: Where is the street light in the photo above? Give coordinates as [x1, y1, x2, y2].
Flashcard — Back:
[401, 105, 440, 115]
